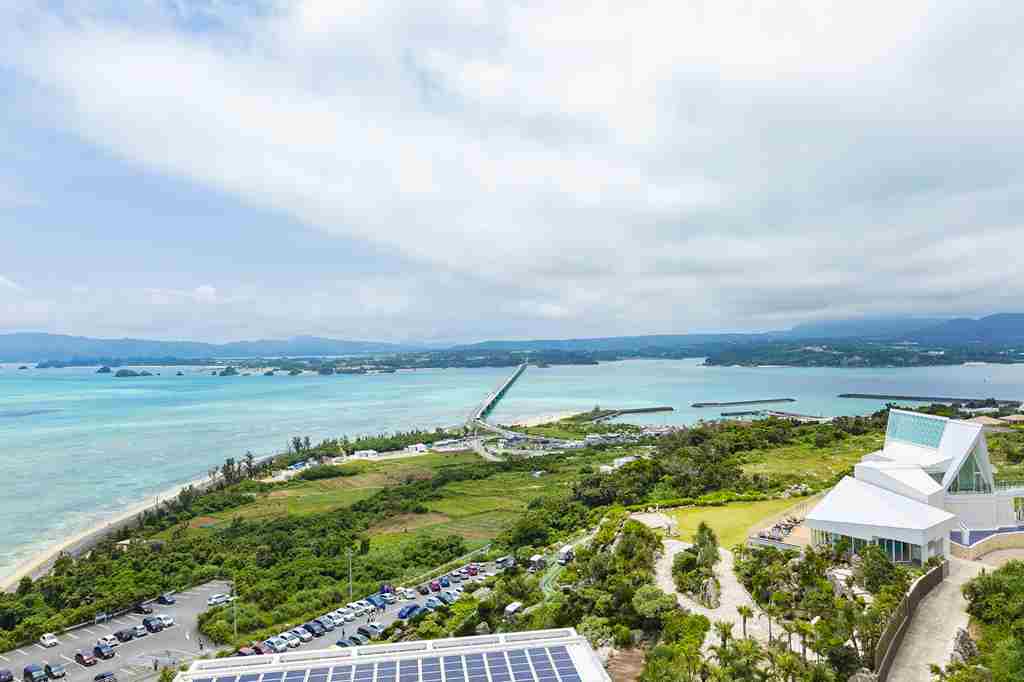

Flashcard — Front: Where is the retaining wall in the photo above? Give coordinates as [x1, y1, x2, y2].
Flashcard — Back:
[950, 530, 1024, 561]
[875, 560, 948, 681]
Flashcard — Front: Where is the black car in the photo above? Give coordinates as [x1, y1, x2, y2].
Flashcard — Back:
[1, 671, 14, 682]
[302, 622, 324, 637]
[92, 645, 114, 661]
[416, 585, 429, 595]
[313, 617, 335, 632]
[156, 593, 176, 605]
[93, 673, 116, 682]
[113, 630, 134, 643]
[141, 617, 163, 633]
[132, 603, 153, 615]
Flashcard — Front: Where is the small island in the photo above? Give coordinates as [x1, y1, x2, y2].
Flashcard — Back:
[114, 369, 153, 378]
[96, 366, 112, 374]
[264, 370, 275, 376]
[18, 365, 28, 370]
[218, 366, 239, 377]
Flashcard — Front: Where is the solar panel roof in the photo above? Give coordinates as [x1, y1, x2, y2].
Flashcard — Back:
[190, 647, 580, 682]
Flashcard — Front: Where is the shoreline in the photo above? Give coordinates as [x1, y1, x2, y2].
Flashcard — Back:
[0, 471, 218, 592]
[0, 410, 575, 591]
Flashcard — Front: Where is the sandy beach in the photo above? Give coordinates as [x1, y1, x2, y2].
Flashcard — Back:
[0, 471, 217, 592]
[509, 411, 579, 427]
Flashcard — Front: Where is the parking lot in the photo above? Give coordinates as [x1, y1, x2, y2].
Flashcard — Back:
[0, 580, 232, 682]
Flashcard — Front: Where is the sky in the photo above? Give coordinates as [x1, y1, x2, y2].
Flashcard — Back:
[1, 0, 1022, 343]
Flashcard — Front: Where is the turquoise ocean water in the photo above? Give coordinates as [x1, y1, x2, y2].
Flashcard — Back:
[2, 358, 1022, 580]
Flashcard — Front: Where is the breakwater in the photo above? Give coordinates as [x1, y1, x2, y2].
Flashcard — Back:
[692, 398, 796, 408]
[838, 393, 1020, 404]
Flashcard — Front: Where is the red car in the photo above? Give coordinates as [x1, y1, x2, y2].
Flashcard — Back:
[74, 651, 97, 667]
[467, 565, 478, 576]
[236, 647, 256, 657]
[251, 643, 272, 656]
[429, 580, 441, 592]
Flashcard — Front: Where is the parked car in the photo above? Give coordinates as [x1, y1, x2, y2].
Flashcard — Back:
[113, 630, 134, 643]
[250, 643, 272, 656]
[142, 617, 163, 633]
[302, 621, 325, 637]
[467, 565, 479, 576]
[365, 595, 385, 609]
[74, 651, 97, 667]
[264, 638, 288, 654]
[336, 610, 356, 623]
[156, 593, 176, 605]
[449, 573, 462, 583]
[235, 647, 256, 657]
[131, 625, 148, 639]
[39, 634, 59, 648]
[93, 673, 116, 682]
[43, 663, 65, 679]
[439, 576, 450, 588]
[132, 603, 153, 615]
[416, 585, 430, 595]
[1, 670, 14, 682]
[335, 639, 353, 648]
[156, 615, 175, 628]
[424, 597, 443, 609]
[289, 628, 313, 643]
[278, 631, 301, 648]
[23, 664, 47, 682]
[348, 633, 369, 646]
[437, 591, 456, 605]
[207, 593, 229, 607]
[397, 604, 420, 620]
[429, 580, 441, 592]
[97, 635, 119, 649]
[92, 644, 114, 661]
[313, 617, 335, 632]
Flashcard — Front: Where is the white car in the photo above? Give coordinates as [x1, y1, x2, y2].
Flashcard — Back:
[97, 634, 119, 648]
[400, 588, 417, 600]
[156, 614, 175, 628]
[340, 610, 356, 622]
[39, 633, 59, 648]
[278, 631, 301, 648]
[207, 593, 229, 606]
[290, 628, 313, 643]
[382, 593, 397, 605]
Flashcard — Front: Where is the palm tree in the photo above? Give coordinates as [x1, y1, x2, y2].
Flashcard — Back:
[737, 605, 754, 639]
[774, 652, 801, 682]
[764, 602, 781, 643]
[793, 619, 812, 661]
[713, 620, 734, 647]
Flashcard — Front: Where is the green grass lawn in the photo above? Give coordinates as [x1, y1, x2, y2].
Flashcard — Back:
[667, 497, 811, 550]
[740, 432, 883, 484]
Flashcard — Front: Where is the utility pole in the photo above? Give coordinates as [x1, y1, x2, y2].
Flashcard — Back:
[232, 581, 237, 639]
[348, 547, 354, 600]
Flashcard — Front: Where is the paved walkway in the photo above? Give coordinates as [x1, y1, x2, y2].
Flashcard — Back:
[888, 557, 985, 682]
[655, 539, 782, 650]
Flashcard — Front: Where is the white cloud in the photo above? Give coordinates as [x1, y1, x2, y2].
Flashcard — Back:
[1, 1, 1023, 339]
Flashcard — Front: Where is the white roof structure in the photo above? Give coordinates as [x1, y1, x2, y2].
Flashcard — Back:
[175, 629, 609, 682]
[806, 476, 955, 531]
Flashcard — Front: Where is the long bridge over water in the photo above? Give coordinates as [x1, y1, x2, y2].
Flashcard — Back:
[468, 363, 527, 425]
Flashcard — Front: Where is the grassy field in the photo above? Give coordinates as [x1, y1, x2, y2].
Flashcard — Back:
[185, 448, 616, 548]
[739, 432, 883, 484]
[667, 497, 811, 549]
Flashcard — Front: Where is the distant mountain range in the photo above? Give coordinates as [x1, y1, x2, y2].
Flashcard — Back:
[3, 314, 1022, 363]
[0, 333, 417, 363]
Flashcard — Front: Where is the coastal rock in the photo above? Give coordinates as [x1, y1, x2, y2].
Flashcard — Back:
[218, 366, 238, 377]
[97, 366, 112, 374]
[114, 369, 152, 378]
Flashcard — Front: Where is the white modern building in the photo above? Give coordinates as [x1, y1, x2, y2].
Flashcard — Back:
[174, 629, 609, 682]
[806, 409, 1024, 564]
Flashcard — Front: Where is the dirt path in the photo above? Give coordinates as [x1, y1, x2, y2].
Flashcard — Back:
[887, 557, 984, 682]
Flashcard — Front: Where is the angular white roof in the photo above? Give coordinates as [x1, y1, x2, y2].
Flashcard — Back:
[855, 461, 943, 497]
[806, 476, 955, 531]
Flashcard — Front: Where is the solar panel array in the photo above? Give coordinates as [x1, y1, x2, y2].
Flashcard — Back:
[196, 647, 581, 682]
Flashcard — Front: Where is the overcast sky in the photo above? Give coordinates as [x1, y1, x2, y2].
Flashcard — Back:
[1, 1, 1022, 343]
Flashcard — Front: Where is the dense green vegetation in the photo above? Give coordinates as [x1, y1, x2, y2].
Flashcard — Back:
[938, 560, 1024, 681]
[671, 522, 720, 604]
